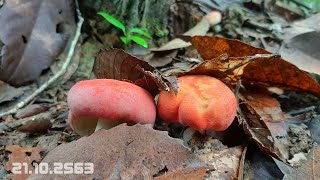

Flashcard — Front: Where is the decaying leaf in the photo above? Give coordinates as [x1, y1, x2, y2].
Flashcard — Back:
[17, 119, 52, 134]
[244, 145, 284, 180]
[181, 36, 320, 97]
[29, 124, 208, 179]
[15, 104, 50, 119]
[174, 53, 273, 84]
[144, 50, 177, 68]
[0, 0, 75, 86]
[242, 58, 320, 97]
[5, 145, 44, 180]
[280, 31, 320, 75]
[154, 167, 208, 180]
[199, 146, 245, 180]
[239, 91, 313, 164]
[240, 92, 288, 161]
[94, 49, 177, 96]
[0, 80, 24, 103]
[283, 145, 320, 179]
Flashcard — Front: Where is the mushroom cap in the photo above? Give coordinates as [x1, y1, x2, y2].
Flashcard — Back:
[157, 75, 237, 131]
[204, 11, 222, 26]
[67, 79, 156, 136]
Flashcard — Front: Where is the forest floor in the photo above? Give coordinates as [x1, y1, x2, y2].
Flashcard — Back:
[0, 0, 320, 179]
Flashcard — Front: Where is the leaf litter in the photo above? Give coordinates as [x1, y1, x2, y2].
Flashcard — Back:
[0, 1, 320, 179]
[5, 145, 44, 180]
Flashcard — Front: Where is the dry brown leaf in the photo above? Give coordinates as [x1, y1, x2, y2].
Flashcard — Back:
[240, 91, 313, 165]
[15, 104, 50, 119]
[240, 92, 288, 161]
[243, 92, 286, 123]
[17, 119, 52, 134]
[154, 167, 208, 180]
[0, 81, 24, 103]
[5, 145, 44, 180]
[174, 53, 259, 84]
[93, 49, 177, 96]
[29, 124, 207, 179]
[186, 36, 320, 97]
[265, 0, 303, 21]
[242, 58, 320, 97]
[144, 50, 177, 67]
[198, 146, 245, 180]
[284, 145, 320, 179]
[0, 0, 75, 86]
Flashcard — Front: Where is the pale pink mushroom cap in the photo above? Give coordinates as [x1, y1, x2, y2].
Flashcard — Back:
[204, 11, 222, 26]
[67, 79, 156, 136]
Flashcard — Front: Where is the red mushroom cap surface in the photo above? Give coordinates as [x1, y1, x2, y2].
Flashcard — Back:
[67, 79, 156, 136]
[157, 75, 237, 131]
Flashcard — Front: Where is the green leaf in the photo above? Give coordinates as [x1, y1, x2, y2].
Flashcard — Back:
[128, 28, 152, 39]
[128, 36, 149, 48]
[97, 12, 126, 34]
[120, 36, 129, 44]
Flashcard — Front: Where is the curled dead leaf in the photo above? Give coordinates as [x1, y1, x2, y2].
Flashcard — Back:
[93, 49, 177, 96]
[17, 119, 52, 134]
[15, 104, 50, 119]
[239, 91, 313, 165]
[182, 36, 320, 97]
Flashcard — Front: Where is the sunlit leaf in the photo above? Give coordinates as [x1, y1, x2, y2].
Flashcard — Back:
[120, 36, 129, 44]
[97, 12, 126, 34]
[128, 28, 152, 39]
[129, 36, 149, 48]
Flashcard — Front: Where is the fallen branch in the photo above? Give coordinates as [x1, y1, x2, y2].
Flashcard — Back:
[0, 107, 60, 132]
[0, 1, 84, 118]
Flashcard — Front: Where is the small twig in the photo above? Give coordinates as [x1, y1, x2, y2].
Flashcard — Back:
[290, 0, 312, 10]
[287, 106, 316, 115]
[287, 114, 320, 124]
[0, 0, 84, 118]
[0, 108, 58, 131]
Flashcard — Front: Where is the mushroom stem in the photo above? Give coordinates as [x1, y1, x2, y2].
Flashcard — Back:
[182, 127, 197, 146]
[182, 127, 207, 146]
[94, 119, 127, 132]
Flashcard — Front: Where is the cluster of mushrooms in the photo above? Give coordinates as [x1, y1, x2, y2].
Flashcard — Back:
[67, 75, 237, 136]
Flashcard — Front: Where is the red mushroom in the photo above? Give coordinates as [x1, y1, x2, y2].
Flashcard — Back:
[157, 75, 237, 131]
[67, 79, 156, 136]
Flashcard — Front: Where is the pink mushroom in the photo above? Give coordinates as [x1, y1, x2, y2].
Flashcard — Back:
[204, 11, 222, 26]
[67, 79, 156, 136]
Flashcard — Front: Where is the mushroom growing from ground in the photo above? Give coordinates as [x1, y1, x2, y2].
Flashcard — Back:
[67, 79, 156, 136]
[157, 75, 237, 132]
[204, 11, 222, 27]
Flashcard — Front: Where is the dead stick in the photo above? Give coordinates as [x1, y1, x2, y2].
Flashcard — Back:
[0, 1, 84, 118]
